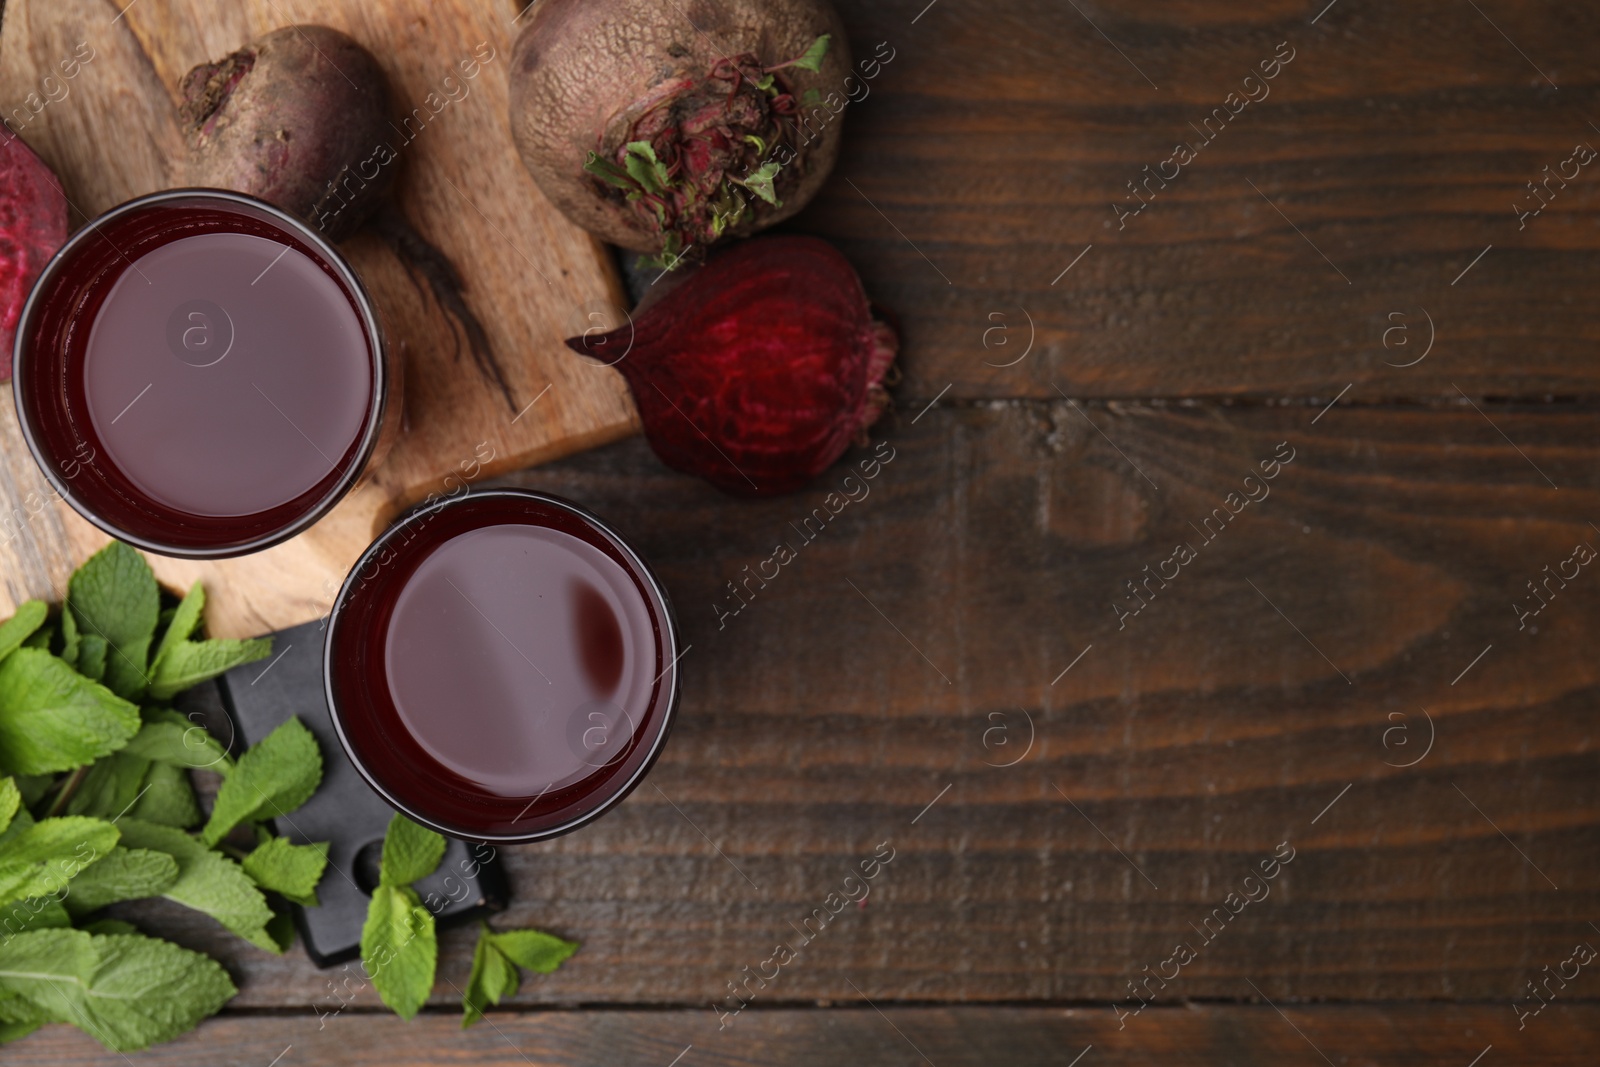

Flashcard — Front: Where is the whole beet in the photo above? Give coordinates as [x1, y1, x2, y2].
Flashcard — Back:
[511, 0, 850, 257]
[0, 134, 68, 380]
[181, 25, 395, 242]
[181, 25, 518, 409]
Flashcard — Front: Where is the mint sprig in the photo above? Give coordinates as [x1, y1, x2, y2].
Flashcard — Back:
[361, 813, 445, 1020]
[146, 582, 270, 700]
[462, 924, 579, 1028]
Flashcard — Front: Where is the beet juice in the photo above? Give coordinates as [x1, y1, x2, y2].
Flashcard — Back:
[13, 190, 391, 557]
[325, 490, 680, 842]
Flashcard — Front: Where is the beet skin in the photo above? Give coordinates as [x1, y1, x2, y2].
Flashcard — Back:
[0, 134, 68, 381]
[181, 25, 396, 242]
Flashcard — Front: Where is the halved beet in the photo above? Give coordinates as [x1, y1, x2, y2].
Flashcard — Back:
[567, 235, 897, 495]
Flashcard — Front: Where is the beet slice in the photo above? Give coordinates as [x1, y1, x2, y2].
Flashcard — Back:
[0, 133, 68, 381]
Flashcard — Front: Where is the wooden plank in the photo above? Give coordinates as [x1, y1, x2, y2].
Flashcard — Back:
[791, 0, 1600, 401]
[101, 403, 1600, 1006]
[0, 0, 637, 637]
[9, 1004, 1600, 1065]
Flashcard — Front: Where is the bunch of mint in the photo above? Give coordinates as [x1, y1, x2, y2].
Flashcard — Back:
[0, 542, 577, 1051]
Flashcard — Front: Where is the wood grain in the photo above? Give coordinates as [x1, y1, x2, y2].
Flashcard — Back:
[9, 1005, 1600, 1066]
[787, 0, 1600, 402]
[2, 1, 1597, 1059]
[0, 0, 638, 637]
[99, 404, 1600, 1007]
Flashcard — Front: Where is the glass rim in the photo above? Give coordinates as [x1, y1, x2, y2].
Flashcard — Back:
[321, 487, 683, 844]
[10, 187, 391, 560]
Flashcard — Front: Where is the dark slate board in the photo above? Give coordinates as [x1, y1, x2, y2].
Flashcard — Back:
[203, 620, 507, 967]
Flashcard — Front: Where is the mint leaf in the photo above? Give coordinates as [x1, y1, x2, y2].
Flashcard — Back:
[0, 895, 71, 937]
[147, 637, 271, 702]
[200, 717, 320, 847]
[0, 603, 46, 663]
[0, 928, 235, 1051]
[0, 650, 140, 776]
[130, 762, 201, 829]
[490, 928, 580, 973]
[149, 582, 203, 674]
[0, 809, 27, 850]
[64, 752, 149, 820]
[128, 710, 232, 773]
[63, 847, 178, 914]
[58, 606, 79, 669]
[66, 733, 204, 828]
[0, 779, 18, 836]
[264, 908, 296, 952]
[78, 918, 137, 936]
[0, 985, 46, 1030]
[68, 542, 158, 701]
[241, 836, 328, 907]
[0, 805, 30, 847]
[462, 923, 519, 1028]
[0, 1019, 40, 1045]
[792, 34, 830, 73]
[142, 579, 272, 701]
[114, 819, 277, 953]
[76, 634, 107, 681]
[10, 777, 49, 810]
[0, 816, 118, 908]
[361, 883, 435, 1020]
[460, 924, 579, 1028]
[144, 575, 272, 700]
[361, 814, 444, 1019]
[379, 813, 445, 887]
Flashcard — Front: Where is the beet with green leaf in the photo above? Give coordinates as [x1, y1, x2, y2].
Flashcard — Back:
[511, 0, 851, 263]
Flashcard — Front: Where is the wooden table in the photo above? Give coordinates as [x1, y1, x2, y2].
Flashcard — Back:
[18, 0, 1600, 1062]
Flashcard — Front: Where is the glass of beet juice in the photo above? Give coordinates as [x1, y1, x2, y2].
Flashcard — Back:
[13, 189, 394, 558]
[324, 489, 681, 842]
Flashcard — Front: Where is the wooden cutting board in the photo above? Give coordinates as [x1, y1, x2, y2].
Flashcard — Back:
[0, 0, 640, 638]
